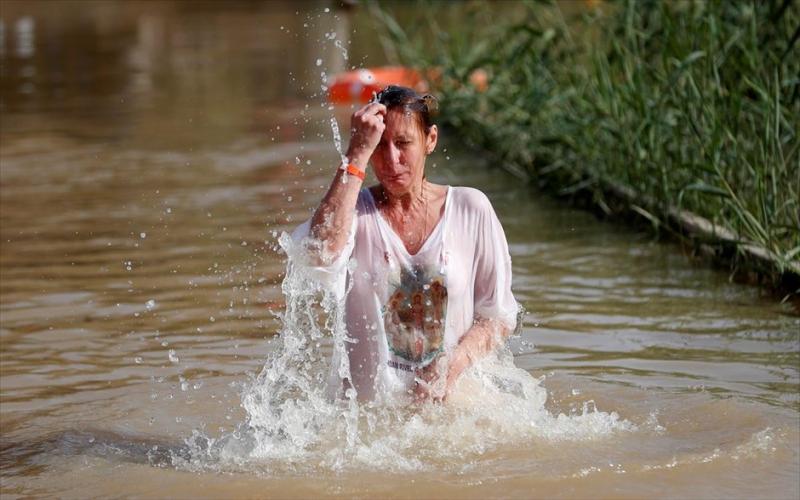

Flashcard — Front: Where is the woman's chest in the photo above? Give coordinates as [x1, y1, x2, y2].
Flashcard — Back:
[353, 226, 471, 302]
[378, 200, 447, 256]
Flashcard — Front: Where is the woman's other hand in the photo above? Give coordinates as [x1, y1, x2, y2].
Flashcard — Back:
[412, 359, 445, 403]
[346, 102, 386, 170]
[412, 352, 468, 404]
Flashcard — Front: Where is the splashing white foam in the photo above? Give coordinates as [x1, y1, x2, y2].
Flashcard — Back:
[176, 230, 633, 474]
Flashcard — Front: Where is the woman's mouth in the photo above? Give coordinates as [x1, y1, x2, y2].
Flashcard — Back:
[385, 173, 407, 182]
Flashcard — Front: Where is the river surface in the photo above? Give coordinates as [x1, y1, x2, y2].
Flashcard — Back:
[1, 1, 798, 498]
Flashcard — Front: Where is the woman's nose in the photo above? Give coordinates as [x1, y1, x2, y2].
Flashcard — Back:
[383, 142, 401, 166]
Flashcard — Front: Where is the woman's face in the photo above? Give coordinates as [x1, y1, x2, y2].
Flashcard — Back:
[370, 109, 437, 197]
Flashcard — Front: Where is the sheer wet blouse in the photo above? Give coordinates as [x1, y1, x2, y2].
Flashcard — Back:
[292, 186, 518, 401]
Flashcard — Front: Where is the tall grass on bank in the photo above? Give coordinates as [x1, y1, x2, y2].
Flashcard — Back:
[373, 0, 799, 286]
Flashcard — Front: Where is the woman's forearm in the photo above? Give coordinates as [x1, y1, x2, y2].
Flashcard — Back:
[308, 103, 385, 262]
[447, 317, 510, 386]
[309, 160, 364, 260]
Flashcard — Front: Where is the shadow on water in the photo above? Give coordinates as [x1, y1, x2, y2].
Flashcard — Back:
[0, 429, 194, 476]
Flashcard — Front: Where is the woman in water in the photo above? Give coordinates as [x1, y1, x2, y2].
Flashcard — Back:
[293, 85, 518, 403]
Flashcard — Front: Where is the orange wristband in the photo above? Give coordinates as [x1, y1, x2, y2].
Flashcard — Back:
[342, 163, 366, 181]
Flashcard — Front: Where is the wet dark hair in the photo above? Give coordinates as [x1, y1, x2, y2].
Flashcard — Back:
[375, 85, 438, 134]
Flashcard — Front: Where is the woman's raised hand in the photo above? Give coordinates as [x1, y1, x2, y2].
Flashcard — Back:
[345, 102, 386, 169]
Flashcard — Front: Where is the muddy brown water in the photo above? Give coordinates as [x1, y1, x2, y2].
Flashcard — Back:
[1, 2, 798, 498]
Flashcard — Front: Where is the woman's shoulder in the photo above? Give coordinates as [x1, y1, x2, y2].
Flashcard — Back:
[449, 186, 494, 214]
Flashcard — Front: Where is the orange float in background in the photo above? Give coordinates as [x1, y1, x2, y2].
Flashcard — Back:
[327, 66, 488, 105]
[327, 66, 427, 105]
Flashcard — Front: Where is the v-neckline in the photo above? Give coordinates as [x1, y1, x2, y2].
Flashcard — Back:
[367, 186, 451, 257]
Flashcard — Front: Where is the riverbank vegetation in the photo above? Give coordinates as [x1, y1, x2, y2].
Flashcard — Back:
[373, 0, 799, 295]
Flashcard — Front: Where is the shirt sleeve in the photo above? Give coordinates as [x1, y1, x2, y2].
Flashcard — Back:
[472, 196, 518, 332]
[288, 215, 357, 300]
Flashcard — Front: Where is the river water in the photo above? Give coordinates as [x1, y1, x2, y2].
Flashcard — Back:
[1, 1, 798, 498]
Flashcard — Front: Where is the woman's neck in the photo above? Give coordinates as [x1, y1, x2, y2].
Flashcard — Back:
[379, 180, 428, 212]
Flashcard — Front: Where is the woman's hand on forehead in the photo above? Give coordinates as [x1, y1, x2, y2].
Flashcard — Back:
[346, 102, 387, 169]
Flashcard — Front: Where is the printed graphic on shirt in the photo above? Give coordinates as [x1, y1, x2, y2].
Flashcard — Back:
[382, 263, 448, 367]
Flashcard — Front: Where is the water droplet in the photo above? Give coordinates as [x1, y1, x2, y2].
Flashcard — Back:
[168, 349, 179, 363]
[315, 58, 322, 66]
[145, 299, 156, 310]
[135, 356, 143, 364]
[140, 232, 147, 239]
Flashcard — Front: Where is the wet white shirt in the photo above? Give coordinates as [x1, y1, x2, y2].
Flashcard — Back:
[292, 186, 517, 401]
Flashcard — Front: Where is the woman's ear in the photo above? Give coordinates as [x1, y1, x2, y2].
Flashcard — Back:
[426, 124, 438, 155]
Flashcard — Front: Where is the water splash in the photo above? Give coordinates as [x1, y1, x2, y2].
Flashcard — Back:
[317, 29, 349, 174]
[215, 230, 360, 467]
[174, 231, 633, 474]
[329, 116, 347, 168]
[333, 39, 348, 62]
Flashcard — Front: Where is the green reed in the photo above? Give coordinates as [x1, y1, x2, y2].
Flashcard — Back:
[372, 0, 799, 280]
